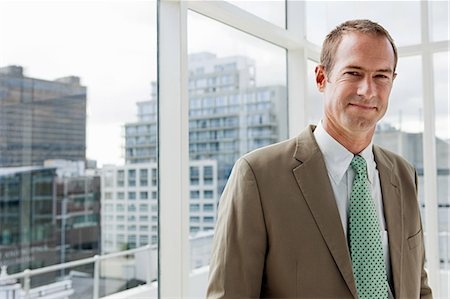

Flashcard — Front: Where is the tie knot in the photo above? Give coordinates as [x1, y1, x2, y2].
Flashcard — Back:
[351, 155, 368, 179]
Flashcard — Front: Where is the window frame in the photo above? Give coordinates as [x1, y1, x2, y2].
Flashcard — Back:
[157, 0, 444, 296]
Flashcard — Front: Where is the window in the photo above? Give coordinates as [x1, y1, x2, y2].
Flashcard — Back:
[204, 190, 214, 199]
[305, 1, 421, 46]
[128, 192, 136, 200]
[116, 204, 124, 212]
[151, 168, 157, 186]
[203, 216, 214, 223]
[190, 166, 199, 185]
[434, 51, 450, 269]
[140, 191, 148, 200]
[140, 169, 148, 186]
[128, 169, 136, 186]
[187, 10, 287, 291]
[140, 204, 149, 212]
[2, 1, 447, 297]
[128, 204, 136, 212]
[190, 204, 200, 212]
[204, 165, 214, 185]
[190, 216, 200, 223]
[190, 190, 200, 199]
[117, 170, 125, 187]
[226, 0, 285, 28]
[140, 235, 149, 245]
[203, 204, 214, 212]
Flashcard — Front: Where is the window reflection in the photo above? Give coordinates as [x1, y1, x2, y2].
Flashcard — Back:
[0, 0, 158, 297]
[187, 10, 287, 295]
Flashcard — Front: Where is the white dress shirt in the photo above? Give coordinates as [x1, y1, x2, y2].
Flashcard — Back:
[314, 121, 394, 298]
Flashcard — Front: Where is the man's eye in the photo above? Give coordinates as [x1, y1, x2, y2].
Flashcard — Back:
[375, 74, 389, 79]
[345, 72, 359, 76]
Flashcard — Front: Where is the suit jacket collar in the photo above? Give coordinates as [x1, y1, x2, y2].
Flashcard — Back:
[292, 125, 404, 298]
[292, 125, 358, 298]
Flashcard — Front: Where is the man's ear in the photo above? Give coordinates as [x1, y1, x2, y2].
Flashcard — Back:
[315, 65, 327, 92]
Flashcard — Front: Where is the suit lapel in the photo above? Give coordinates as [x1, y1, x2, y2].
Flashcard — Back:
[292, 126, 358, 298]
[374, 146, 403, 298]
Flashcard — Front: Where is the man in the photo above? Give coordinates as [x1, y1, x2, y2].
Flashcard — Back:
[207, 20, 432, 298]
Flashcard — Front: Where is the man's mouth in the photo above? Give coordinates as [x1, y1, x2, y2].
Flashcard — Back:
[349, 103, 377, 110]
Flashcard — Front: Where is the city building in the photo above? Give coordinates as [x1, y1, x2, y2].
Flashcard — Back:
[0, 163, 101, 285]
[124, 52, 287, 192]
[55, 170, 101, 265]
[0, 65, 87, 167]
[374, 125, 450, 266]
[100, 160, 217, 253]
[0, 166, 58, 281]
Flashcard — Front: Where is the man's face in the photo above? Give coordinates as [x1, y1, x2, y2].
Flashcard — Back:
[316, 32, 396, 135]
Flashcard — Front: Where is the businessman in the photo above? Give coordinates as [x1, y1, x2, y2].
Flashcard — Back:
[207, 20, 432, 298]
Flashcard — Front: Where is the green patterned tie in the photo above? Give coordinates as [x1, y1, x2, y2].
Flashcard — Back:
[349, 155, 388, 299]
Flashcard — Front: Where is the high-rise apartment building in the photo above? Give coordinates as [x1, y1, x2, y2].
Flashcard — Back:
[125, 53, 287, 191]
[0, 65, 87, 167]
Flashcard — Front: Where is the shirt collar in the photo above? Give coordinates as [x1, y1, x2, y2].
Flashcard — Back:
[314, 121, 375, 184]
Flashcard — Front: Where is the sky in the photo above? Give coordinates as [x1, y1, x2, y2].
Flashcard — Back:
[0, 0, 448, 167]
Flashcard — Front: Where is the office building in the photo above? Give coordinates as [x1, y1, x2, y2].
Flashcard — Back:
[0, 164, 101, 284]
[0, 65, 87, 167]
[0, 166, 58, 279]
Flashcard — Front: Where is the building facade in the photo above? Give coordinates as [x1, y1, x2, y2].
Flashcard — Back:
[374, 125, 450, 267]
[100, 160, 218, 253]
[0, 65, 87, 167]
[0, 165, 101, 283]
[124, 53, 287, 192]
[0, 166, 58, 277]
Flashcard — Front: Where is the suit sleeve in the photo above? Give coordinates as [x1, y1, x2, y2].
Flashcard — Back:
[206, 158, 267, 298]
[415, 171, 433, 299]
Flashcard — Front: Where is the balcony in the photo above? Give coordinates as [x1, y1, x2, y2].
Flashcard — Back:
[0, 233, 215, 299]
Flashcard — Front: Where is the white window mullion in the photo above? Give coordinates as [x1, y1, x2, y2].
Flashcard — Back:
[420, 0, 440, 294]
[157, 0, 190, 297]
[287, 0, 308, 136]
[187, 0, 302, 51]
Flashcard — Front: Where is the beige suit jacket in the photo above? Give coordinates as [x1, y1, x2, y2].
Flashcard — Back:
[207, 125, 432, 298]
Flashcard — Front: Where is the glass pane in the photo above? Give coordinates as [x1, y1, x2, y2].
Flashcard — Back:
[227, 0, 286, 28]
[307, 59, 323, 124]
[429, 0, 450, 42]
[187, 10, 287, 295]
[374, 55, 426, 249]
[434, 52, 450, 275]
[0, 1, 158, 297]
[306, 1, 421, 47]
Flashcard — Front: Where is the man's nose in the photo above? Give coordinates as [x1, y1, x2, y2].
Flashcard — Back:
[357, 77, 376, 99]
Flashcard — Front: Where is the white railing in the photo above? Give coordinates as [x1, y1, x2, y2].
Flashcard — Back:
[0, 245, 153, 299]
